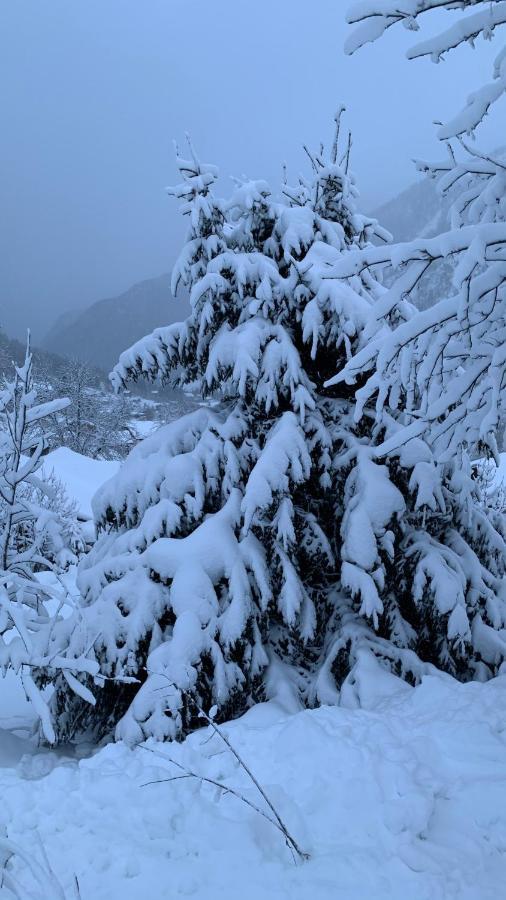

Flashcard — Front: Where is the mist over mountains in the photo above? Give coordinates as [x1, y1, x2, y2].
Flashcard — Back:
[373, 175, 454, 311]
[42, 274, 189, 372]
[372, 175, 450, 242]
[38, 175, 451, 372]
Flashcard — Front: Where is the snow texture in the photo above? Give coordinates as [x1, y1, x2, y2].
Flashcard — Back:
[340, 2, 506, 498]
[2, 665, 506, 898]
[40, 448, 120, 522]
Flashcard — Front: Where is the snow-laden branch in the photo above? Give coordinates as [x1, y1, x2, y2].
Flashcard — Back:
[324, 85, 506, 458]
[346, 1, 506, 137]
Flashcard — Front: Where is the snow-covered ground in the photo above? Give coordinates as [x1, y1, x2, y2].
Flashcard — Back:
[1, 663, 506, 898]
[40, 447, 120, 521]
[128, 418, 159, 440]
[2, 447, 505, 897]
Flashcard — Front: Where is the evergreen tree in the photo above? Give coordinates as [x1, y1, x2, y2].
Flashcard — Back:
[51, 108, 506, 745]
[52, 118, 392, 744]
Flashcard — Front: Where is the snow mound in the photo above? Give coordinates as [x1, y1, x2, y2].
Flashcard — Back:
[40, 448, 120, 520]
[1, 668, 506, 898]
[486, 452, 506, 493]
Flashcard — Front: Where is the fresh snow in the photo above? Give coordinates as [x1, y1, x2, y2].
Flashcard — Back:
[1, 663, 506, 898]
[128, 419, 159, 440]
[40, 447, 120, 521]
[485, 451, 506, 494]
[1, 5, 505, 897]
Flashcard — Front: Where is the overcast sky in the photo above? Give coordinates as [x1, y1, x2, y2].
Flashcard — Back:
[0, 0, 501, 339]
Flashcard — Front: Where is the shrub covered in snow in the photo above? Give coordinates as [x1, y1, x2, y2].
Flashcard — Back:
[0, 340, 98, 742]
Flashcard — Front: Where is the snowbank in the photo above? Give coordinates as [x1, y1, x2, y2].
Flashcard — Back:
[41, 447, 120, 520]
[488, 452, 506, 492]
[1, 664, 506, 898]
[128, 418, 159, 439]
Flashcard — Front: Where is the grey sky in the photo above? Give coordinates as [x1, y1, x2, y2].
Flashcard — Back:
[0, 0, 500, 339]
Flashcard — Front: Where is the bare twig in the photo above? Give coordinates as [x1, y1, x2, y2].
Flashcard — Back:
[141, 747, 297, 855]
[192, 701, 309, 861]
[143, 674, 310, 863]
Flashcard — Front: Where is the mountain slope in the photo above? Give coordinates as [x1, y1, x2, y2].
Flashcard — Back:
[372, 175, 452, 242]
[0, 329, 106, 383]
[372, 175, 454, 310]
[43, 274, 189, 371]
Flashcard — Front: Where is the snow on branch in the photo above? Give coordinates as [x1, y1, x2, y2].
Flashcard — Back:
[326, 131, 506, 462]
[346, 1, 506, 137]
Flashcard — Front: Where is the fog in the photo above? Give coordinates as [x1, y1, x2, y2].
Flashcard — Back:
[0, 0, 501, 339]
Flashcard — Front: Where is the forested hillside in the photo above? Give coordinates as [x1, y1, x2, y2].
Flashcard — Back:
[42, 274, 189, 371]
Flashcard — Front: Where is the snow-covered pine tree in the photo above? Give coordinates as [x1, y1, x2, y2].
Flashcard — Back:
[52, 119, 392, 744]
[0, 338, 98, 742]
